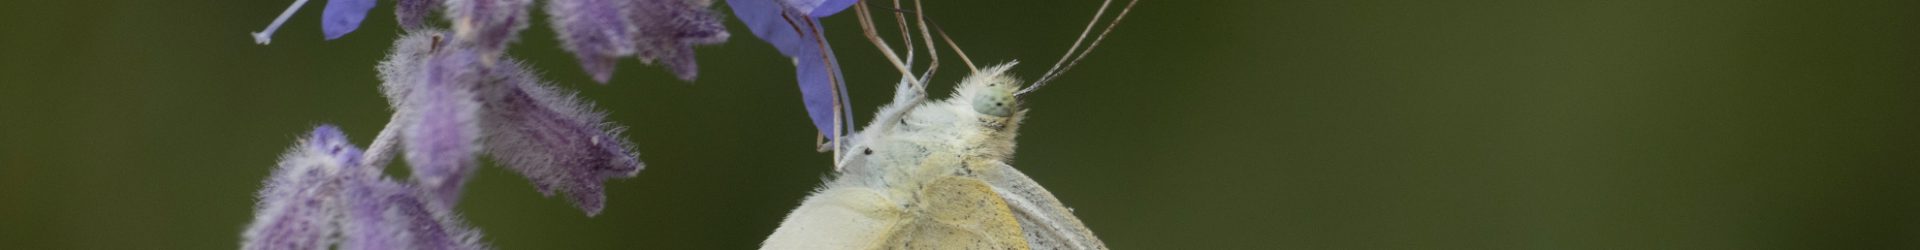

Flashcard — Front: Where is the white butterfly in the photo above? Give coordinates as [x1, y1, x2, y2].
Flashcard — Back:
[761, 0, 1138, 249]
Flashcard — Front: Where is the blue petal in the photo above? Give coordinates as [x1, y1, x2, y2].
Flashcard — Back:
[322, 0, 378, 40]
[776, 0, 856, 18]
[730, 0, 846, 137]
[806, 0, 856, 17]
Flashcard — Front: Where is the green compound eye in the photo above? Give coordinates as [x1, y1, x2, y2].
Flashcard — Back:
[972, 90, 1015, 117]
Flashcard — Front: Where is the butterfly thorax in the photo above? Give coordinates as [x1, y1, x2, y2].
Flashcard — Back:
[828, 63, 1029, 210]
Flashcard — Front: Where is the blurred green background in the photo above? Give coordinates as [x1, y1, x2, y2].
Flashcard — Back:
[3, 0, 1918, 248]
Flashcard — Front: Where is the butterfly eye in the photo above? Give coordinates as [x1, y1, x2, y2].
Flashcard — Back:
[971, 85, 1016, 117]
[863, 148, 874, 155]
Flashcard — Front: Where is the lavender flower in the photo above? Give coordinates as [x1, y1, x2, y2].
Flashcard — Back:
[728, 0, 851, 138]
[547, 0, 639, 83]
[242, 125, 356, 250]
[247, 0, 873, 246]
[246, 28, 648, 248]
[476, 59, 644, 216]
[627, 0, 730, 82]
[379, 31, 644, 215]
[341, 174, 488, 250]
[243, 125, 488, 250]
[546, 0, 730, 83]
[406, 47, 486, 206]
[444, 0, 533, 60]
[397, 0, 442, 31]
[257, 0, 731, 84]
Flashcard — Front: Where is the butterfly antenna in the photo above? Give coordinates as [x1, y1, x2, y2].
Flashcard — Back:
[1022, 0, 1138, 95]
[934, 17, 978, 74]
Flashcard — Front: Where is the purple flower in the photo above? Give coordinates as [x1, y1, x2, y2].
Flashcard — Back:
[341, 174, 488, 250]
[253, 0, 721, 246]
[728, 0, 850, 138]
[242, 125, 357, 250]
[246, 28, 648, 247]
[397, 0, 442, 31]
[243, 125, 487, 250]
[406, 47, 486, 206]
[255, 0, 731, 84]
[445, 0, 533, 59]
[379, 31, 644, 215]
[475, 57, 644, 216]
[627, 0, 730, 82]
[546, 0, 639, 83]
[546, 0, 731, 83]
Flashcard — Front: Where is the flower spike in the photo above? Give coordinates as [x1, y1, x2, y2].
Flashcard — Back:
[241, 125, 360, 250]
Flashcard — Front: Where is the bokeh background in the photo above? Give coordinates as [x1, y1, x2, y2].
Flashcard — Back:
[3, 0, 1918, 248]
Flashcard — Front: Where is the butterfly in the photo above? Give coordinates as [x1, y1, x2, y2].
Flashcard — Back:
[760, 0, 1138, 249]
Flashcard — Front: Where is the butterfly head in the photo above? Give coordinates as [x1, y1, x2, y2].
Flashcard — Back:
[960, 62, 1023, 118]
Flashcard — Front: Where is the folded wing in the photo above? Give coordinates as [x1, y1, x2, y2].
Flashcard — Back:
[763, 187, 902, 250]
[981, 162, 1107, 250]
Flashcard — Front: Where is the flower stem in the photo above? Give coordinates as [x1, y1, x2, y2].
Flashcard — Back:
[361, 112, 405, 173]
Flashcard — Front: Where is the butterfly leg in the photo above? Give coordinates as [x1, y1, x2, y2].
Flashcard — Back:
[855, 0, 923, 90]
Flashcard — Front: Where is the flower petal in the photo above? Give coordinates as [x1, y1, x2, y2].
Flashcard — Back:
[405, 47, 486, 206]
[396, 0, 442, 31]
[341, 174, 488, 250]
[444, 0, 532, 58]
[546, 0, 638, 83]
[782, 0, 856, 17]
[322, 0, 378, 40]
[729, 0, 846, 137]
[379, 30, 446, 106]
[476, 58, 643, 216]
[629, 0, 729, 82]
[242, 125, 361, 250]
[378, 29, 641, 216]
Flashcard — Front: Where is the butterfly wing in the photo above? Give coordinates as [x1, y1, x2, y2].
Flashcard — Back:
[762, 187, 903, 250]
[887, 175, 1031, 250]
[980, 162, 1108, 250]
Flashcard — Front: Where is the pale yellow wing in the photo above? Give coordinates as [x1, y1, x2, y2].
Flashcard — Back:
[979, 162, 1107, 250]
[762, 187, 905, 250]
[886, 175, 1031, 250]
